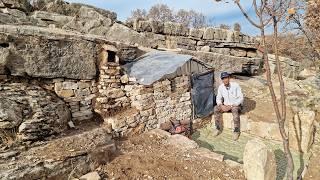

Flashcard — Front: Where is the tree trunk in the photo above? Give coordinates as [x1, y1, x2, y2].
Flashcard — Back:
[233, 1, 295, 179]
[273, 17, 295, 180]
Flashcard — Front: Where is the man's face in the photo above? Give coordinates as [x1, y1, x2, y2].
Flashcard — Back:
[222, 77, 230, 86]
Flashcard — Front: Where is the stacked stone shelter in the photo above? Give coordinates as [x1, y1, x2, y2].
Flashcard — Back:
[95, 50, 214, 137]
[0, 0, 271, 142]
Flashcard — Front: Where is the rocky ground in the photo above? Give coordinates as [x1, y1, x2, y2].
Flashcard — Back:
[100, 130, 245, 180]
[0, 121, 245, 180]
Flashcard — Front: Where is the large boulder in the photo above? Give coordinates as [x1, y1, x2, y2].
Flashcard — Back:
[0, 29, 97, 79]
[106, 23, 154, 47]
[0, 82, 70, 142]
[63, 17, 112, 34]
[180, 50, 262, 73]
[230, 48, 247, 57]
[165, 134, 199, 151]
[297, 69, 317, 80]
[31, 11, 73, 26]
[0, 0, 31, 12]
[0, 9, 47, 27]
[163, 22, 188, 36]
[243, 139, 277, 180]
[189, 28, 204, 39]
[62, 6, 113, 34]
[33, 0, 117, 21]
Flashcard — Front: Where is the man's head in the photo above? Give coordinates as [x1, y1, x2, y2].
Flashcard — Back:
[220, 72, 230, 86]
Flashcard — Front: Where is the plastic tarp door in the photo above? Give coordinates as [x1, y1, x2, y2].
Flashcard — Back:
[191, 71, 215, 118]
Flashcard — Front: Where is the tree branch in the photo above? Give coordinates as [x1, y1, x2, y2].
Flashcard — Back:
[234, 0, 262, 28]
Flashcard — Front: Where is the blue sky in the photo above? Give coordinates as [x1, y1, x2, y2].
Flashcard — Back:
[66, 0, 262, 35]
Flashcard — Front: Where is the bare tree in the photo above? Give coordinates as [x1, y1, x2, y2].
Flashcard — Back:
[220, 24, 231, 30]
[305, 0, 320, 50]
[188, 10, 207, 28]
[214, 0, 295, 179]
[127, 4, 208, 28]
[238, 0, 295, 179]
[147, 4, 175, 22]
[233, 22, 241, 32]
[127, 9, 147, 21]
[265, 34, 315, 66]
[285, 0, 320, 71]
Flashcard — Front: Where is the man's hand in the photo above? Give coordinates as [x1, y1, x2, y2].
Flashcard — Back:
[219, 105, 232, 112]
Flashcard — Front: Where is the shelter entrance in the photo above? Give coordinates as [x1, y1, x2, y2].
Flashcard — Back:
[191, 71, 215, 118]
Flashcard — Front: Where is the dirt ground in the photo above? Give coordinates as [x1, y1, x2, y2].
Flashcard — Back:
[99, 131, 245, 180]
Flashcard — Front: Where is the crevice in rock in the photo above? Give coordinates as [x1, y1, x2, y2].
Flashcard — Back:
[0, 43, 9, 48]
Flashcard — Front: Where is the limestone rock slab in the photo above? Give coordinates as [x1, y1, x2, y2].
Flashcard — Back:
[243, 139, 276, 180]
[0, 32, 97, 79]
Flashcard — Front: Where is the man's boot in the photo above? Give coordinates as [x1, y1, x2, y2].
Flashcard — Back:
[233, 127, 240, 141]
[213, 126, 222, 137]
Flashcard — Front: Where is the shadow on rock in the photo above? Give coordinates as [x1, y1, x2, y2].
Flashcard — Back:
[242, 97, 256, 113]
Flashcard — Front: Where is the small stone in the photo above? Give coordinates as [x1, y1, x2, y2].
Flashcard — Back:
[57, 89, 74, 98]
[72, 110, 93, 118]
[230, 48, 247, 57]
[247, 51, 257, 58]
[0, 151, 19, 159]
[52, 78, 64, 83]
[62, 82, 79, 89]
[200, 46, 210, 52]
[120, 74, 129, 84]
[78, 82, 91, 89]
[68, 121, 76, 128]
[0, 75, 8, 80]
[129, 77, 136, 82]
[80, 171, 101, 180]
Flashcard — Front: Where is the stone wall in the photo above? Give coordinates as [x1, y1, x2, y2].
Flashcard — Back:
[52, 79, 97, 122]
[130, 19, 257, 46]
[115, 76, 192, 137]
[106, 21, 261, 72]
[93, 49, 193, 137]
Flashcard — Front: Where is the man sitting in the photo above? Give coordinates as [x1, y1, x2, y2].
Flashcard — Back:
[214, 72, 244, 141]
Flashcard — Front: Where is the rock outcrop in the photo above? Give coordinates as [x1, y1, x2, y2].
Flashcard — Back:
[0, 128, 115, 179]
[0, 80, 70, 142]
[0, 26, 97, 80]
[0, 0, 31, 12]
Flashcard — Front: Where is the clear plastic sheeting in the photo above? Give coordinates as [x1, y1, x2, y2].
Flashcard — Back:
[123, 51, 209, 85]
